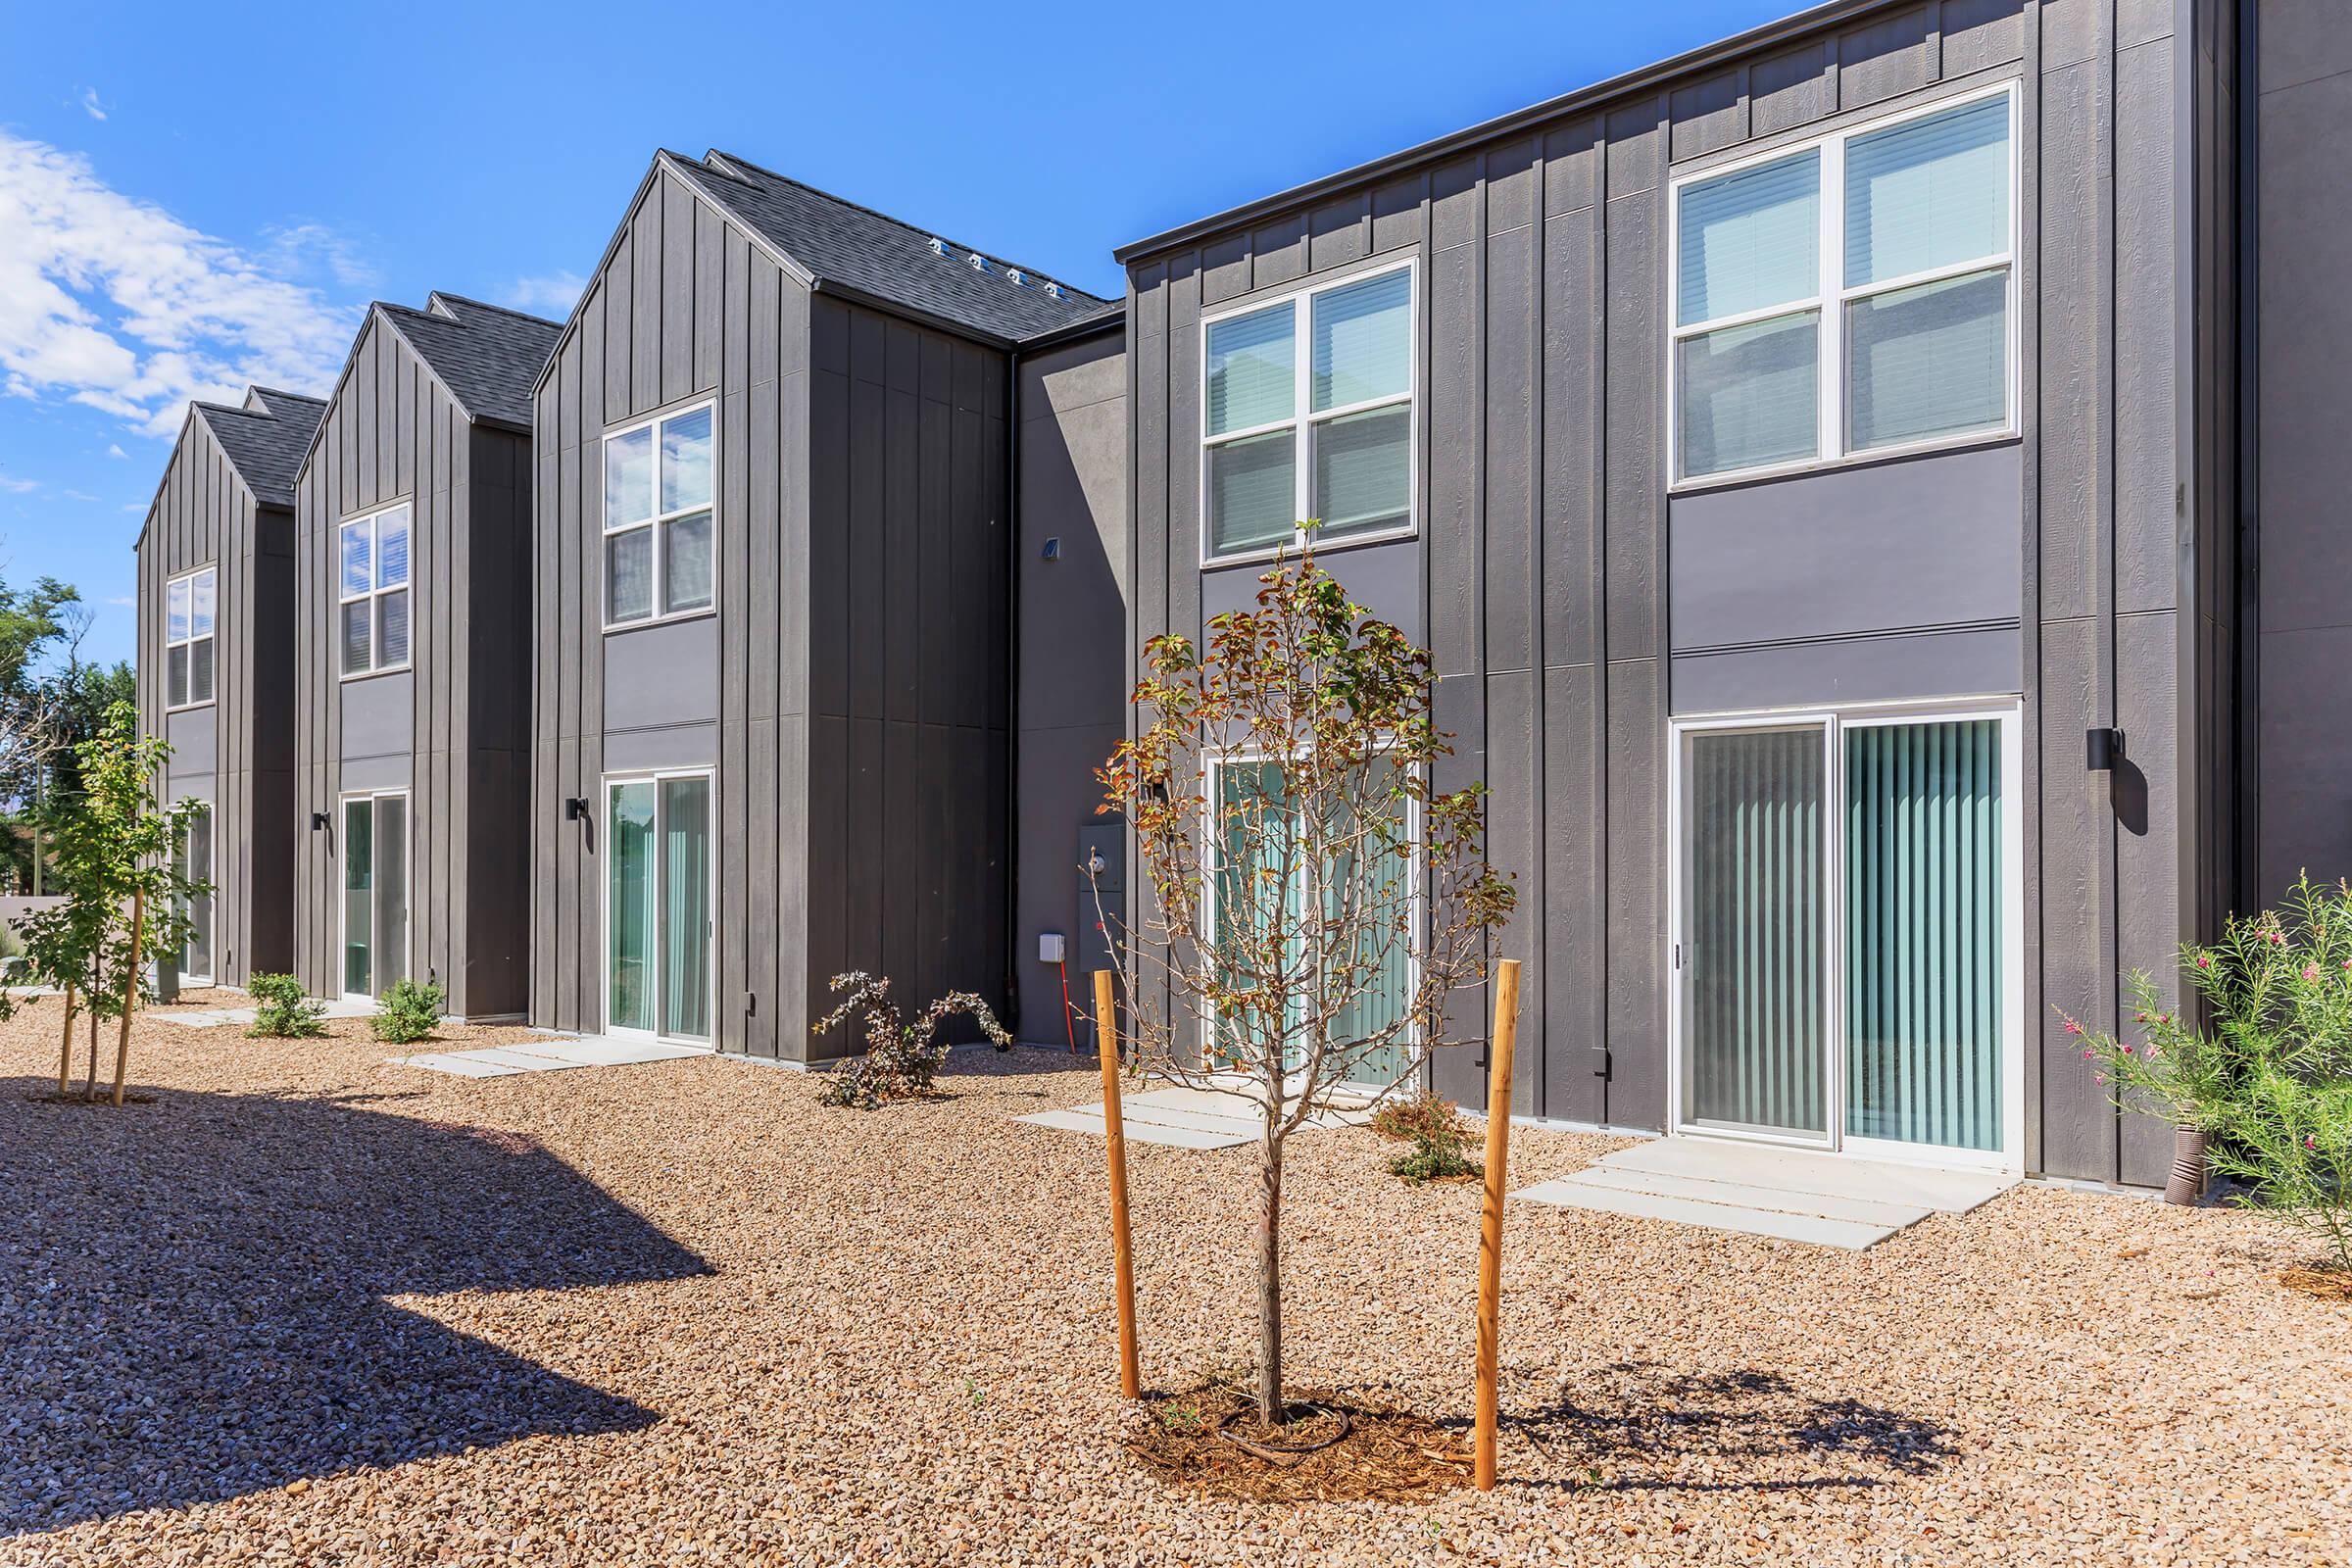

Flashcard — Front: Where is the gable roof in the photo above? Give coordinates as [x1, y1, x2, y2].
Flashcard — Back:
[295, 293, 564, 489]
[190, 390, 328, 509]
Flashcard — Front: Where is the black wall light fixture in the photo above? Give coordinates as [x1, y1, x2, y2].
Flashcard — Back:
[2086, 727, 2125, 772]
[564, 796, 591, 822]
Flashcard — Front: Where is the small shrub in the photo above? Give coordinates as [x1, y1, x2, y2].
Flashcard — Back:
[2069, 873, 2352, 1272]
[370, 978, 446, 1045]
[1372, 1092, 1483, 1185]
[246, 972, 327, 1039]
[812, 970, 1011, 1108]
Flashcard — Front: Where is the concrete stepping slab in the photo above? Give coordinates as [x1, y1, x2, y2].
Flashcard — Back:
[1604, 1138, 2014, 1214]
[1017, 1107, 1248, 1150]
[400, 1036, 714, 1077]
[398, 1054, 524, 1078]
[1515, 1177, 1902, 1250]
[1565, 1165, 1931, 1228]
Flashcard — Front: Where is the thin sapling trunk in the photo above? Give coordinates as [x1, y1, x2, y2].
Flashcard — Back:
[55, 985, 75, 1097]
[1254, 1125, 1285, 1425]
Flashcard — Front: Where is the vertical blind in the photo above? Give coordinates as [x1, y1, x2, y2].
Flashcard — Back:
[662, 777, 712, 1042]
[1844, 95, 2010, 287]
[1678, 148, 1821, 325]
[1686, 727, 1827, 1135]
[373, 797, 409, 993]
[1844, 720, 2002, 1151]
[343, 800, 373, 997]
[609, 782, 657, 1032]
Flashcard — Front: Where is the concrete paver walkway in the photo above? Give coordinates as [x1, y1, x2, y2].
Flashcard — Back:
[171, 998, 381, 1029]
[1017, 1083, 1373, 1149]
[1515, 1137, 2017, 1250]
[401, 1034, 710, 1078]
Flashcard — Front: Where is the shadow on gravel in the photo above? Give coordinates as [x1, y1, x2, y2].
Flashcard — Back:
[1503, 1362, 1955, 1494]
[0, 1078, 710, 1537]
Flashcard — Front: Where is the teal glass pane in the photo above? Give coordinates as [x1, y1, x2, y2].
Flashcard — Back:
[342, 799, 372, 996]
[1205, 302, 1295, 434]
[1311, 270, 1410, 411]
[1844, 719, 2002, 1152]
[1677, 148, 1820, 325]
[609, 782, 657, 1032]
[373, 797, 407, 992]
[1684, 726, 1827, 1135]
[662, 776, 712, 1041]
[1326, 756, 1414, 1088]
[1845, 94, 2010, 288]
[1212, 760, 1298, 1068]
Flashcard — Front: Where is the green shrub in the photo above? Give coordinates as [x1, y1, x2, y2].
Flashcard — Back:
[2069, 873, 2352, 1271]
[370, 978, 445, 1045]
[246, 972, 327, 1039]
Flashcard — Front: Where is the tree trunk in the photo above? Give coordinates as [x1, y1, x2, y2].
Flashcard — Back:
[55, 986, 76, 1097]
[1254, 1124, 1285, 1426]
[112, 891, 144, 1106]
[83, 1006, 99, 1102]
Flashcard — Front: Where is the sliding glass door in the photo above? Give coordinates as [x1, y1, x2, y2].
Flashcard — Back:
[341, 791, 409, 999]
[175, 805, 214, 984]
[1673, 705, 2017, 1166]
[606, 770, 711, 1043]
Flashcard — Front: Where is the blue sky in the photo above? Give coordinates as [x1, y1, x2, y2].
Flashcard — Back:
[0, 0, 1794, 670]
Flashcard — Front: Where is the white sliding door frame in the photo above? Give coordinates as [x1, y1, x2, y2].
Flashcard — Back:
[1666, 696, 2024, 1174]
[600, 765, 716, 1047]
[337, 788, 412, 1003]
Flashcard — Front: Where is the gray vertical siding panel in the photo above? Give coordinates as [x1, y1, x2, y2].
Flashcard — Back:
[662, 175, 695, 408]
[2038, 617, 2115, 1178]
[631, 195, 662, 417]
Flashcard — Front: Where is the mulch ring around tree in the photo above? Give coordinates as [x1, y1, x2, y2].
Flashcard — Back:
[2279, 1265, 2352, 1303]
[1125, 1381, 1474, 1502]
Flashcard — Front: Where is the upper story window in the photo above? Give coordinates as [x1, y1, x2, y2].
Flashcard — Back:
[1670, 84, 2016, 484]
[604, 403, 714, 627]
[165, 565, 216, 710]
[1201, 260, 1415, 564]
[339, 503, 411, 678]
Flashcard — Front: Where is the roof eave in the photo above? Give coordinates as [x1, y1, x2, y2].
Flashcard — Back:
[1111, 0, 1884, 265]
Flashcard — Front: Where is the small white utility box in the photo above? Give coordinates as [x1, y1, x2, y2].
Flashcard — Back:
[1038, 932, 1066, 964]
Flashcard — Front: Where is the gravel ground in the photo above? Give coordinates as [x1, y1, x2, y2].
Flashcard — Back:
[1, 1000, 2345, 1566]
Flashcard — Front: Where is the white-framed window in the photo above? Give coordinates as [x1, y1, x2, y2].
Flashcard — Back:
[164, 565, 217, 710]
[604, 402, 714, 627]
[1668, 82, 2018, 485]
[1200, 258, 1416, 564]
[337, 503, 412, 678]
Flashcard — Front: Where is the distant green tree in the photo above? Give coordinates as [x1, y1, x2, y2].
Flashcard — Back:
[1, 702, 205, 1102]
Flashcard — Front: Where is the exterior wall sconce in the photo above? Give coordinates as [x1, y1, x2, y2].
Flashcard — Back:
[2086, 727, 2125, 772]
[564, 796, 591, 822]
[310, 811, 329, 831]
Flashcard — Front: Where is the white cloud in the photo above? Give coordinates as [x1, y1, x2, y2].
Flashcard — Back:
[105, 442, 125, 458]
[0, 133, 362, 439]
[502, 270, 587, 317]
[79, 89, 107, 122]
[261, 221, 379, 290]
[0, 475, 37, 494]
[104, 595, 134, 608]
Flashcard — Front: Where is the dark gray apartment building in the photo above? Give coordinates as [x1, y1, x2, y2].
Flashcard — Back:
[526, 150, 1123, 1059]
[289, 294, 562, 1019]
[134, 386, 326, 988]
[1112, 0, 2285, 1186]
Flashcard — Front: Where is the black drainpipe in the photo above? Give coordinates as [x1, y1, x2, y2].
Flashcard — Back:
[1003, 346, 1022, 1033]
[2232, 0, 2261, 918]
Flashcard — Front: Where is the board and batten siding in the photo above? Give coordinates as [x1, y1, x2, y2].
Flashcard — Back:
[134, 412, 298, 986]
[1123, 0, 2216, 1184]
[532, 164, 1011, 1059]
[292, 312, 535, 1018]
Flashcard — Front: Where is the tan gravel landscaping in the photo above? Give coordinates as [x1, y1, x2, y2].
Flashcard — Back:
[2, 997, 2346, 1566]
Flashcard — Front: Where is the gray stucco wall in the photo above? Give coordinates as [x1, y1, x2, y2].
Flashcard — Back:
[1122, 0, 2210, 1183]
[1012, 325, 1129, 1049]
[2250, 0, 2352, 903]
[292, 308, 535, 1017]
[134, 409, 298, 985]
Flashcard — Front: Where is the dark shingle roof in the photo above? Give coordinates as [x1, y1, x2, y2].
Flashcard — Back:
[378, 294, 563, 429]
[663, 150, 1114, 345]
[191, 391, 329, 508]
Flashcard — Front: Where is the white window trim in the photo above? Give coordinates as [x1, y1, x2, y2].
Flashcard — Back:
[600, 765, 717, 1046]
[338, 787, 412, 1003]
[176, 801, 215, 986]
[337, 503, 413, 681]
[1665, 79, 2022, 492]
[1198, 256, 1420, 568]
[164, 564, 218, 712]
[1662, 695, 2026, 1176]
[602, 399, 718, 631]
[1196, 742, 1426, 1092]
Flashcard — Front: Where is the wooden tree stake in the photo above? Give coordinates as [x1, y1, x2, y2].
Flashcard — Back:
[1094, 967, 1141, 1398]
[1475, 957, 1523, 1492]
[56, 985, 76, 1099]
[112, 890, 144, 1106]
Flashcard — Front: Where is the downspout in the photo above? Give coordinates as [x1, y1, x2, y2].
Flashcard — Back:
[2233, 0, 2261, 915]
[1003, 348, 1022, 1034]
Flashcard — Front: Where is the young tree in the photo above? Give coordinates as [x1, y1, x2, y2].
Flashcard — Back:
[1, 701, 203, 1102]
[1095, 549, 1515, 1425]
